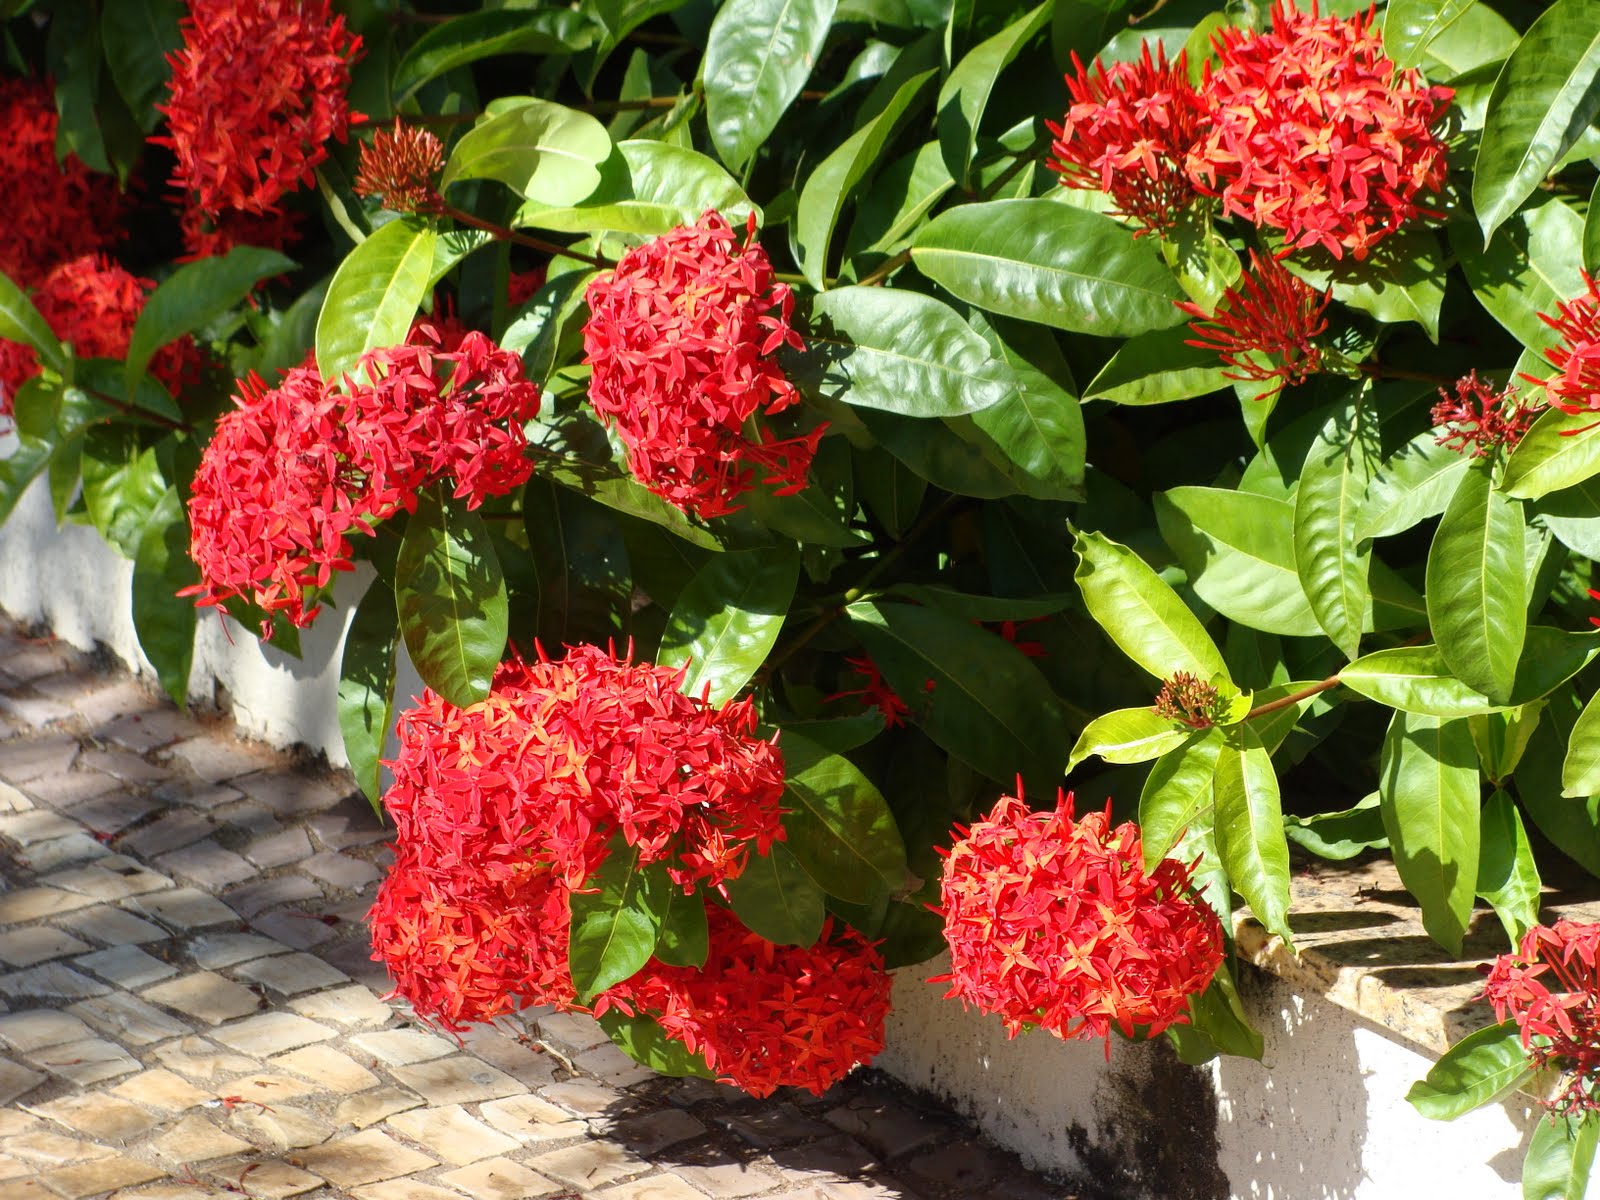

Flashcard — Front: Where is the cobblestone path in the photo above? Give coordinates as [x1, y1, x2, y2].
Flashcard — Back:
[0, 624, 1072, 1200]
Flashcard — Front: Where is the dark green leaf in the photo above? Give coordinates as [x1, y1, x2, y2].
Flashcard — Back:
[1477, 788, 1541, 945]
[853, 407, 1019, 499]
[844, 140, 954, 262]
[1453, 198, 1586, 353]
[80, 426, 167, 559]
[0, 270, 64, 373]
[338, 583, 399, 809]
[1294, 386, 1379, 659]
[391, 9, 601, 103]
[441, 100, 611, 206]
[1524, 1110, 1600, 1200]
[1214, 726, 1292, 944]
[101, 0, 182, 131]
[779, 730, 908, 903]
[1406, 1020, 1535, 1120]
[655, 889, 709, 968]
[523, 480, 634, 646]
[568, 840, 673, 1000]
[936, 1, 1049, 185]
[704, 0, 840, 169]
[1284, 793, 1388, 860]
[316, 217, 436, 384]
[1084, 324, 1230, 406]
[722, 844, 827, 945]
[130, 487, 196, 708]
[597, 1009, 715, 1078]
[1168, 963, 1264, 1065]
[856, 446, 927, 536]
[658, 547, 799, 704]
[966, 313, 1084, 502]
[886, 584, 1073, 621]
[543, 460, 722, 551]
[1535, 476, 1600, 558]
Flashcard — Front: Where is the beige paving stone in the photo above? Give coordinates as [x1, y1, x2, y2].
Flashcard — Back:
[122, 810, 218, 858]
[207, 799, 280, 838]
[46, 857, 172, 900]
[156, 840, 255, 889]
[388, 1055, 523, 1106]
[536, 1012, 610, 1056]
[478, 1095, 587, 1145]
[21, 832, 109, 872]
[350, 1181, 464, 1200]
[25, 1036, 142, 1086]
[120, 1184, 219, 1200]
[150, 1112, 255, 1164]
[68, 792, 157, 838]
[0, 926, 91, 968]
[57, 904, 167, 946]
[224, 1102, 333, 1150]
[151, 1036, 259, 1082]
[334, 1084, 425, 1129]
[439, 1156, 561, 1200]
[186, 932, 287, 970]
[594, 1175, 712, 1200]
[305, 803, 388, 851]
[234, 770, 347, 816]
[243, 826, 314, 868]
[297, 1129, 437, 1187]
[100, 707, 189, 753]
[211, 1012, 335, 1057]
[611, 1109, 707, 1155]
[131, 886, 238, 930]
[271, 1044, 379, 1093]
[386, 1104, 520, 1165]
[224, 875, 323, 919]
[0, 886, 95, 922]
[3, 1127, 113, 1165]
[219, 1071, 315, 1104]
[165, 733, 282, 784]
[79, 745, 174, 785]
[530, 1140, 651, 1191]
[0, 1057, 45, 1104]
[207, 1158, 325, 1198]
[0, 1010, 95, 1052]
[0, 807, 81, 845]
[232, 951, 347, 995]
[110, 1068, 213, 1111]
[350, 1028, 457, 1067]
[0, 1110, 42, 1137]
[0, 731, 77, 780]
[575, 1042, 657, 1088]
[288, 983, 392, 1027]
[0, 1180, 54, 1200]
[541, 1080, 627, 1118]
[142, 971, 262, 1024]
[250, 910, 337, 950]
[301, 850, 381, 891]
[0, 962, 109, 1000]
[29, 1093, 160, 1142]
[0, 1152, 32, 1182]
[38, 1154, 163, 1199]
[68, 991, 190, 1046]
[454, 1026, 557, 1087]
[671, 1161, 777, 1198]
[73, 944, 177, 989]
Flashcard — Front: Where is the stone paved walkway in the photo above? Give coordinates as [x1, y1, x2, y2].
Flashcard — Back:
[0, 623, 1073, 1200]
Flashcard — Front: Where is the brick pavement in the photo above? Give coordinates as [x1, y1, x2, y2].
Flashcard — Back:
[0, 623, 1074, 1200]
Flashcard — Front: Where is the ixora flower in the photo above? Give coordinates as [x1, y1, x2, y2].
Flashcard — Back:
[1533, 273, 1600, 424]
[1046, 44, 1209, 234]
[1191, 2, 1452, 259]
[828, 655, 913, 729]
[185, 329, 539, 628]
[0, 77, 125, 287]
[1177, 251, 1332, 397]
[1483, 921, 1600, 1116]
[1152, 671, 1228, 730]
[156, 0, 361, 218]
[353, 121, 445, 215]
[1431, 372, 1538, 457]
[935, 790, 1224, 1045]
[605, 906, 891, 1097]
[583, 210, 820, 519]
[0, 255, 204, 417]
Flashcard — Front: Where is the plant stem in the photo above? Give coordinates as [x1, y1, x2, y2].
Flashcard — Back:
[1244, 676, 1341, 720]
[441, 204, 610, 269]
[856, 250, 911, 288]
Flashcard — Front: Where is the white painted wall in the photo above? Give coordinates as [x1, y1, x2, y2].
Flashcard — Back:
[0, 470, 1550, 1199]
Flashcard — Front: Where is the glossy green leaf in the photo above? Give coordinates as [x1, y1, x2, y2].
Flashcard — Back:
[1214, 727, 1292, 944]
[966, 314, 1085, 501]
[518, 140, 755, 236]
[597, 1009, 715, 1078]
[1084, 324, 1230, 406]
[101, 0, 182, 131]
[1294, 387, 1379, 659]
[886, 585, 1073, 621]
[543, 459, 722, 551]
[704, 0, 839, 169]
[779, 730, 908, 903]
[130, 487, 196, 708]
[1421, 3, 1519, 75]
[655, 889, 710, 969]
[1284, 793, 1388, 861]
[441, 100, 611, 206]
[1471, 703, 1544, 784]
[1168, 962, 1264, 1065]
[1286, 230, 1446, 340]
[395, 491, 508, 709]
[1536, 476, 1600, 557]
[523, 480, 635, 645]
[0, 270, 64, 373]
[1520, 689, 1600, 878]
[1160, 213, 1243, 313]
[1454, 197, 1586, 353]
[1073, 529, 1230, 684]
[1587, 176, 1600, 273]
[568, 840, 673, 1000]
[1138, 727, 1223, 867]
[1503, 407, 1600, 500]
[316, 217, 436, 384]
[126, 247, 296, 393]
[1379, 711, 1480, 956]
[80, 426, 167, 559]
[1246, 679, 1324, 755]
[1472, 0, 1600, 241]
[1564, 686, 1600, 797]
[912, 200, 1187, 337]
[1406, 1020, 1535, 1120]
[338, 583, 398, 808]
[844, 140, 954, 262]
[723, 844, 827, 945]
[658, 547, 798, 704]
[854, 406, 1018, 499]
[1524, 1110, 1600, 1200]
[1357, 428, 1471, 541]
[1476, 788, 1541, 945]
[936, 1, 1050, 185]
[1427, 458, 1527, 704]
[1068, 707, 1191, 772]
[391, 9, 601, 103]
[1342, 631, 1600, 716]
[1384, 0, 1477, 70]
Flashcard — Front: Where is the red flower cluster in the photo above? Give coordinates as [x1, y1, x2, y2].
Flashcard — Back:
[935, 790, 1224, 1045]
[828, 655, 912, 728]
[0, 256, 204, 417]
[1047, 44, 1209, 234]
[583, 210, 820, 518]
[186, 328, 540, 627]
[158, 0, 361, 218]
[0, 77, 125, 287]
[1536, 273, 1600, 425]
[1152, 671, 1227, 730]
[354, 122, 444, 215]
[607, 906, 891, 1096]
[507, 266, 548, 308]
[1177, 251, 1331, 397]
[1431, 372, 1538, 457]
[1483, 921, 1600, 1116]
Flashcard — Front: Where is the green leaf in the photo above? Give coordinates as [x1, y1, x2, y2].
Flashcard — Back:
[1587, 176, 1600, 274]
[316, 217, 436, 384]
[801, 286, 1011, 417]
[966, 313, 1085, 501]
[597, 1009, 715, 1079]
[1476, 788, 1541, 945]
[655, 889, 710, 969]
[101, 0, 182, 131]
[543, 460, 722, 551]
[1161, 213, 1244, 314]
[126, 247, 296, 393]
[1379, 711, 1480, 956]
[517, 140, 755, 236]
[0, 269, 64, 374]
[844, 140, 955, 263]
[1406, 1020, 1535, 1120]
[1284, 793, 1388, 861]
[1294, 387, 1379, 659]
[845, 600, 1071, 791]
[853, 406, 1019, 499]
[1156, 488, 1320, 637]
[1383, 0, 1478, 70]
[80, 426, 167, 559]
[1073, 529, 1229, 684]
[391, 9, 601, 103]
[657, 547, 798, 705]
[395, 491, 508, 709]
[1245, 679, 1324, 755]
[338, 583, 399, 809]
[886, 584, 1073, 621]
[704, 0, 839, 170]
[1524, 1110, 1600, 1200]
[1068, 707, 1192, 772]
[441, 100, 611, 207]
[1563, 686, 1600, 797]
[568, 840, 673, 1000]
[1343, 630, 1600, 716]
[1084, 324, 1230, 406]
[722, 844, 827, 945]
[1503, 407, 1600, 500]
[0, 432, 57, 528]
[1168, 962, 1264, 1065]
[130, 487, 196, 708]
[935, 1, 1050, 186]
[1427, 458, 1527, 704]
[796, 68, 934, 289]
[1421, 3, 1519, 75]
[1454, 197, 1587, 353]
[1472, 0, 1600, 242]
[1285, 230, 1447, 340]
[1520, 688, 1600, 877]
[1536, 476, 1600, 558]
[912, 200, 1187, 337]
[1214, 727, 1292, 944]
[1471, 703, 1544, 783]
[1357, 428, 1471, 541]
[1138, 727, 1223, 866]
[779, 730, 908, 903]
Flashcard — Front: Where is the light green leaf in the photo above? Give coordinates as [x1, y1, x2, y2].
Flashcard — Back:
[1383, 0, 1477, 69]
[568, 840, 673, 1000]
[80, 426, 167, 559]
[1406, 1020, 1535, 1120]
[1563, 686, 1600, 797]
[1069, 707, 1192, 772]
[966, 313, 1085, 501]
[1168, 962, 1264, 1065]
[936, 1, 1050, 186]
[1357, 428, 1471, 541]
[779, 730, 908, 903]
[1285, 230, 1446, 340]
[1503, 406, 1600, 500]
[657, 547, 798, 704]
[722, 844, 827, 946]
[597, 1009, 715, 1078]
[441, 100, 611, 206]
[316, 217, 436, 384]
[1294, 387, 1379, 659]
[1284, 794, 1388, 861]
[704, 0, 839, 169]
[338, 583, 399, 809]
[1476, 788, 1541, 945]
[1536, 476, 1600, 557]
[517, 140, 755, 236]
[1084, 324, 1230, 406]
[844, 140, 954, 262]
[1214, 727, 1292, 944]
[1454, 197, 1586, 353]
[0, 269, 64, 374]
[1138, 727, 1223, 867]
[1524, 1109, 1600, 1200]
